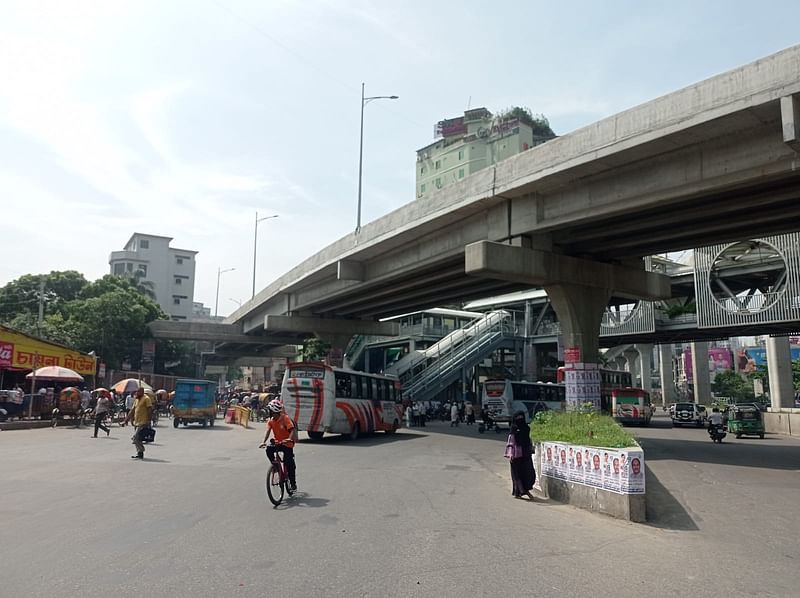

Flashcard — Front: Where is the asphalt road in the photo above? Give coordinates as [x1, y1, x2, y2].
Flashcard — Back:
[1, 415, 798, 598]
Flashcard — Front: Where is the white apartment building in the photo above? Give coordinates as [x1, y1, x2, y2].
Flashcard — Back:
[109, 233, 197, 321]
[416, 107, 554, 199]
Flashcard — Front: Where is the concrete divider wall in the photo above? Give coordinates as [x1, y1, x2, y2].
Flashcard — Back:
[764, 410, 798, 436]
[533, 441, 646, 522]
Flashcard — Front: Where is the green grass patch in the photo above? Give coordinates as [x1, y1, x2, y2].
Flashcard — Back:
[530, 410, 638, 448]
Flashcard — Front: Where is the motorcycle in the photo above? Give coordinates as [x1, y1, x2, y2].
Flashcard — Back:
[708, 423, 727, 443]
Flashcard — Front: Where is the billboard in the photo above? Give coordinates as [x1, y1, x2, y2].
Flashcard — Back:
[683, 347, 733, 384]
[736, 346, 800, 373]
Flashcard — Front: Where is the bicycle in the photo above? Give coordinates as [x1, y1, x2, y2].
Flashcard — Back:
[261, 439, 294, 506]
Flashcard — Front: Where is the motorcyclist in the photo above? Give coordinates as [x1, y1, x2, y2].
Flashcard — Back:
[708, 407, 724, 432]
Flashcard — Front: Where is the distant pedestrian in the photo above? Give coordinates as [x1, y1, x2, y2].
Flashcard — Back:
[123, 388, 153, 460]
[123, 393, 134, 424]
[506, 411, 535, 500]
[465, 402, 475, 425]
[405, 404, 414, 428]
[92, 394, 111, 438]
[450, 402, 459, 427]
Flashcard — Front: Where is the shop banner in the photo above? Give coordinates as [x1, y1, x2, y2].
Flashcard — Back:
[540, 441, 645, 494]
[0, 326, 96, 375]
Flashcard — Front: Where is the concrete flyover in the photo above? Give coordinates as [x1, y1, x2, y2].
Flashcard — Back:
[152, 45, 800, 364]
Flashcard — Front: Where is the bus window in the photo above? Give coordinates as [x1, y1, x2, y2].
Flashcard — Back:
[335, 372, 352, 398]
[370, 379, 378, 400]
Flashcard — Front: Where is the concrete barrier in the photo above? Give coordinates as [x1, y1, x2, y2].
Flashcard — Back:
[533, 441, 646, 522]
[764, 409, 800, 436]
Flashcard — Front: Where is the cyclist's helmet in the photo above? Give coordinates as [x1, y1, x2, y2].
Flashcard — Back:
[267, 398, 284, 414]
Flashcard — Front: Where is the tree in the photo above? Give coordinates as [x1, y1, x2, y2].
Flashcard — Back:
[300, 338, 331, 362]
[1, 270, 168, 370]
[120, 270, 157, 300]
[0, 270, 88, 321]
[712, 370, 755, 402]
[497, 106, 556, 139]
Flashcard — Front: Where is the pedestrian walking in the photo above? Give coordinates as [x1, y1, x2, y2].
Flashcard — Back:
[465, 402, 475, 425]
[505, 411, 535, 500]
[92, 393, 112, 438]
[123, 388, 153, 460]
[450, 402, 459, 427]
[405, 404, 414, 428]
[122, 393, 134, 424]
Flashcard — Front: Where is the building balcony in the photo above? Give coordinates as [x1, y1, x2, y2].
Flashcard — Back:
[109, 250, 146, 263]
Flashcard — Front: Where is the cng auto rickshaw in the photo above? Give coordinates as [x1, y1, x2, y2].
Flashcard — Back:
[727, 404, 764, 439]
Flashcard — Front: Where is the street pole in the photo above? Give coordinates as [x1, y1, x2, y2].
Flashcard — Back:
[252, 211, 259, 299]
[355, 83, 398, 234]
[215, 267, 235, 318]
[356, 83, 365, 234]
[252, 212, 278, 299]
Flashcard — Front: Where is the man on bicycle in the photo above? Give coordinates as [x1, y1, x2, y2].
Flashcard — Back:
[259, 399, 297, 491]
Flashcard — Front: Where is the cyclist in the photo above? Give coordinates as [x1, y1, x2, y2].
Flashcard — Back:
[259, 398, 297, 492]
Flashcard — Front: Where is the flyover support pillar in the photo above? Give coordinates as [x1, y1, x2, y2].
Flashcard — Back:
[659, 345, 676, 407]
[766, 336, 794, 409]
[623, 348, 640, 387]
[545, 284, 611, 411]
[636, 344, 653, 394]
[690, 341, 711, 404]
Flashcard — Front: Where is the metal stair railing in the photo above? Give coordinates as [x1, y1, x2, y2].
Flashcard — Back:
[386, 310, 510, 379]
[343, 334, 366, 367]
[402, 319, 514, 403]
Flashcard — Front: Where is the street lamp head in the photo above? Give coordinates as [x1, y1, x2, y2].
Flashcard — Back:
[389, 95, 399, 99]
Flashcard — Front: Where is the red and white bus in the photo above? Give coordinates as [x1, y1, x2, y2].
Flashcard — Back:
[280, 361, 403, 440]
[611, 388, 653, 426]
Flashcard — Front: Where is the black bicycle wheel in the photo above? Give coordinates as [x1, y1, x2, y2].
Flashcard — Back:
[266, 463, 284, 506]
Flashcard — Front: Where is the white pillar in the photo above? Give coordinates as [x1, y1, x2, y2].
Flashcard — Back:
[624, 347, 640, 387]
[766, 336, 794, 409]
[659, 345, 676, 405]
[690, 341, 710, 404]
[636, 344, 653, 394]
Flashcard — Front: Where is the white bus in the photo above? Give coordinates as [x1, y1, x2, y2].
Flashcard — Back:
[481, 379, 566, 424]
[280, 361, 404, 440]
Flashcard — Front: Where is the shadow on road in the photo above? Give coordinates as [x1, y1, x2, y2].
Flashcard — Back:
[299, 431, 426, 447]
[644, 466, 699, 531]
[640, 437, 800, 471]
[275, 492, 330, 510]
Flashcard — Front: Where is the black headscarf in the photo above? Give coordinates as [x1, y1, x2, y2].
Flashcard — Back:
[511, 410, 531, 447]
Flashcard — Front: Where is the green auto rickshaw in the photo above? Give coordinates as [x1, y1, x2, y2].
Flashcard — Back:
[727, 404, 764, 439]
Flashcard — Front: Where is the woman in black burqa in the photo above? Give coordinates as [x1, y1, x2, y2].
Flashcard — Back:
[508, 411, 536, 500]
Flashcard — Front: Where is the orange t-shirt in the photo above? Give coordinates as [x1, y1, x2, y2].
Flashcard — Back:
[267, 413, 296, 448]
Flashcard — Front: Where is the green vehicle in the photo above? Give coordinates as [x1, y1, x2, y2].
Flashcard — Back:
[726, 404, 764, 439]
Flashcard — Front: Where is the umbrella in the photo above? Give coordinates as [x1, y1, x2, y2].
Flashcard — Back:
[92, 387, 112, 398]
[156, 389, 168, 396]
[26, 366, 84, 382]
[112, 378, 153, 394]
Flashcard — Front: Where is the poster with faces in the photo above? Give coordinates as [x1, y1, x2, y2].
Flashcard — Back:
[539, 442, 643, 494]
[620, 449, 646, 494]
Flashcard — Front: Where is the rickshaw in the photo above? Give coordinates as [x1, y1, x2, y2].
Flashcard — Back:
[727, 404, 764, 439]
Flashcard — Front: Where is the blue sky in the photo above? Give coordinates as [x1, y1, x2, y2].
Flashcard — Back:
[1, 0, 798, 315]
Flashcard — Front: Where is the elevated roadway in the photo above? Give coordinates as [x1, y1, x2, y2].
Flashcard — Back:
[152, 45, 800, 354]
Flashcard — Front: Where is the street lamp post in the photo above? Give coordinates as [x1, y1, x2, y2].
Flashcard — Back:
[215, 267, 235, 317]
[356, 82, 398, 233]
[253, 211, 279, 299]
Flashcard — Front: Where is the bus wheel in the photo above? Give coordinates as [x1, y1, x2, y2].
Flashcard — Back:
[173, 418, 180, 428]
[307, 431, 324, 441]
[385, 420, 398, 434]
[349, 422, 360, 441]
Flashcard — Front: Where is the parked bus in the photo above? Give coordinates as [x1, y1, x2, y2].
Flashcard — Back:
[556, 367, 632, 413]
[611, 388, 653, 425]
[280, 361, 403, 440]
[481, 379, 566, 424]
